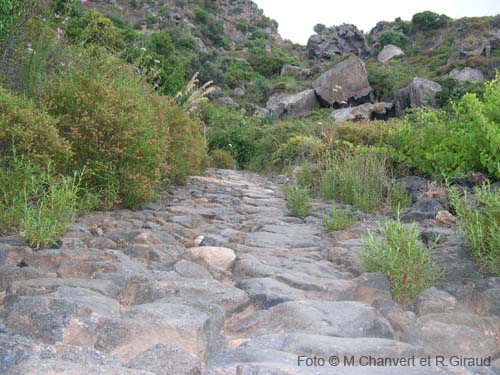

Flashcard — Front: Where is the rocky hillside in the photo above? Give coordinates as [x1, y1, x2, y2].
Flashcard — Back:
[81, 2, 499, 117]
[86, 0, 282, 50]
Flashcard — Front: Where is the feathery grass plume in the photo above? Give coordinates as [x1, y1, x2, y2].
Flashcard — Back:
[175, 72, 215, 115]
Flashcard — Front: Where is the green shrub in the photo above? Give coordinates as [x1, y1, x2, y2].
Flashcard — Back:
[39, 53, 171, 208]
[272, 136, 322, 168]
[411, 11, 450, 32]
[323, 206, 355, 231]
[379, 31, 409, 50]
[202, 103, 265, 168]
[283, 185, 311, 220]
[362, 216, 441, 303]
[0, 0, 30, 42]
[449, 184, 500, 275]
[296, 163, 320, 189]
[67, 9, 126, 51]
[390, 77, 500, 179]
[319, 152, 389, 212]
[158, 96, 208, 184]
[0, 87, 71, 170]
[210, 149, 236, 169]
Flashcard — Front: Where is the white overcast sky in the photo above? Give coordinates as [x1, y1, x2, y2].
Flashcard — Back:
[252, 0, 500, 44]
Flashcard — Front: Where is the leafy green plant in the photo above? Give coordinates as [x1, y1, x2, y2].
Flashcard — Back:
[323, 206, 355, 231]
[390, 77, 500, 180]
[362, 215, 441, 303]
[210, 149, 236, 169]
[379, 31, 409, 50]
[448, 184, 500, 275]
[283, 185, 311, 220]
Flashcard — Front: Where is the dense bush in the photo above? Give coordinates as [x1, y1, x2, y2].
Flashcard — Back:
[0, 88, 71, 170]
[379, 31, 409, 50]
[160, 96, 207, 184]
[449, 184, 500, 275]
[39, 54, 171, 208]
[390, 77, 500, 179]
[272, 136, 322, 167]
[411, 11, 450, 32]
[210, 149, 236, 169]
[67, 9, 125, 51]
[362, 216, 441, 303]
[202, 104, 266, 168]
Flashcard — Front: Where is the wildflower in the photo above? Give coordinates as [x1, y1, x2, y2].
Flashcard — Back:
[60, 61, 66, 67]
[154, 59, 160, 64]
[56, 28, 63, 40]
[81, 0, 88, 3]
[55, 13, 60, 19]
[27, 47, 34, 54]
[140, 47, 147, 52]
[42, 18, 46, 23]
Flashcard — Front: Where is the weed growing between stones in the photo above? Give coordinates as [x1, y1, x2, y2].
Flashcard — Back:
[0, 155, 80, 249]
[362, 214, 441, 303]
[323, 206, 355, 231]
[449, 183, 500, 275]
[283, 185, 311, 220]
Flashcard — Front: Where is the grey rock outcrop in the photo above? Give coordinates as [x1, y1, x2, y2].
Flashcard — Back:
[332, 102, 394, 121]
[394, 77, 442, 117]
[266, 89, 320, 118]
[448, 67, 485, 83]
[377, 44, 405, 63]
[214, 96, 239, 109]
[307, 24, 369, 60]
[313, 55, 373, 106]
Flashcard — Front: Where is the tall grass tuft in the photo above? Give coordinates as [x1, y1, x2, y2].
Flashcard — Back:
[283, 185, 311, 220]
[318, 151, 388, 212]
[362, 214, 441, 303]
[449, 184, 500, 275]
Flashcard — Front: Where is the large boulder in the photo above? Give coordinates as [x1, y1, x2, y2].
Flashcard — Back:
[266, 89, 320, 119]
[377, 44, 405, 63]
[214, 96, 239, 109]
[394, 77, 442, 117]
[332, 102, 393, 121]
[312, 55, 372, 106]
[307, 24, 369, 60]
[448, 67, 485, 83]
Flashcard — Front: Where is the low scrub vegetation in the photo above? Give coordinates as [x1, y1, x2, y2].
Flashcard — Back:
[0, 0, 208, 248]
[362, 216, 441, 303]
[323, 206, 355, 231]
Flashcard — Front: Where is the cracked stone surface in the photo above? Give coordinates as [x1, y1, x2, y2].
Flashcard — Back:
[0, 169, 498, 374]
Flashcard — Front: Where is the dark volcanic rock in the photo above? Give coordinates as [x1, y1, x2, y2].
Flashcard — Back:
[307, 24, 369, 60]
